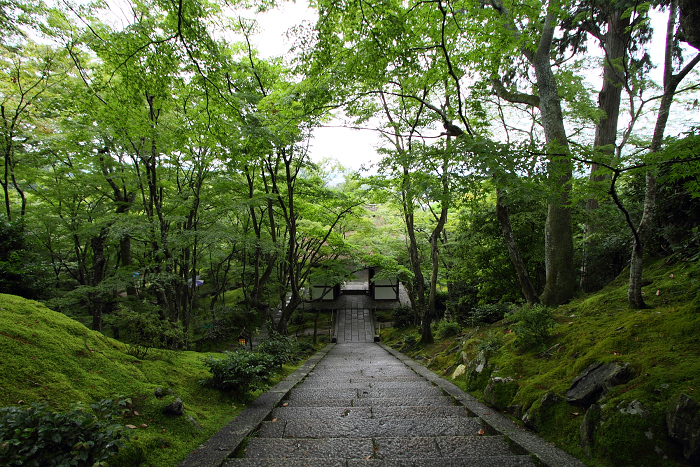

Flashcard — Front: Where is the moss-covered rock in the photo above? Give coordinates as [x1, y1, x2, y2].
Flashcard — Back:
[464, 349, 492, 391]
[483, 376, 519, 411]
[522, 392, 565, 433]
[594, 400, 667, 466]
[666, 393, 700, 462]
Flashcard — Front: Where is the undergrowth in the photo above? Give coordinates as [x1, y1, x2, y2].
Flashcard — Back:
[382, 257, 700, 467]
[0, 294, 317, 466]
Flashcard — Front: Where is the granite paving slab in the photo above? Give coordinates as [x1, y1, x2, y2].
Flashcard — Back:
[351, 396, 455, 407]
[224, 457, 535, 467]
[271, 406, 372, 420]
[258, 417, 484, 438]
[372, 435, 515, 459]
[346, 457, 536, 466]
[355, 387, 444, 398]
[242, 437, 374, 459]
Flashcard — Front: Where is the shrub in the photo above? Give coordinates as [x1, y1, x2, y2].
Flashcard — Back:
[401, 334, 418, 349]
[256, 331, 298, 367]
[509, 305, 555, 351]
[291, 311, 312, 326]
[392, 306, 415, 329]
[111, 299, 183, 359]
[0, 398, 129, 467]
[434, 319, 462, 339]
[468, 303, 512, 326]
[201, 350, 275, 396]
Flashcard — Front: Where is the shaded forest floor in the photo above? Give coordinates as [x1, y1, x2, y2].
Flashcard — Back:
[381, 256, 700, 466]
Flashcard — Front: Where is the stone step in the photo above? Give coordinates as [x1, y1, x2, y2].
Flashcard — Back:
[271, 405, 470, 420]
[287, 386, 444, 400]
[224, 456, 535, 466]
[282, 396, 456, 407]
[258, 416, 484, 438]
[242, 435, 519, 459]
[307, 368, 417, 376]
[302, 376, 425, 383]
[295, 381, 439, 390]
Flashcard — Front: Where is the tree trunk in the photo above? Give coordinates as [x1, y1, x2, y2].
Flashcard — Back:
[496, 189, 540, 305]
[90, 228, 108, 332]
[628, 0, 700, 307]
[403, 176, 429, 343]
[679, 0, 700, 49]
[581, 6, 630, 292]
[530, 15, 576, 305]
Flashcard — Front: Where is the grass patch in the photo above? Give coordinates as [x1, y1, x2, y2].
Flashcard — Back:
[0, 294, 313, 466]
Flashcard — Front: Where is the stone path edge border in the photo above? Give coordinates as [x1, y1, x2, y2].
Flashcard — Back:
[176, 343, 336, 467]
[378, 343, 586, 467]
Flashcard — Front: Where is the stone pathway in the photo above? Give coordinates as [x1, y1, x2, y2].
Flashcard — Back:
[180, 308, 584, 467]
[225, 343, 534, 466]
[336, 304, 375, 343]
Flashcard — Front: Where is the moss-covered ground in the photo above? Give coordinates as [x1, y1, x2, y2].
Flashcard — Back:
[0, 294, 319, 466]
[382, 257, 700, 466]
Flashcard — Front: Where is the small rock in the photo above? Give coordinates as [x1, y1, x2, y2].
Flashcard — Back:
[667, 393, 700, 462]
[618, 399, 649, 418]
[566, 362, 633, 406]
[187, 414, 203, 431]
[451, 364, 466, 380]
[579, 404, 601, 458]
[654, 384, 670, 395]
[154, 387, 164, 398]
[163, 397, 184, 416]
[505, 405, 523, 418]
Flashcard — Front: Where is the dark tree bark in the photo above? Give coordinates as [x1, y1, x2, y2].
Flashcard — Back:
[488, 4, 576, 305]
[581, 5, 631, 292]
[530, 14, 576, 305]
[496, 189, 540, 306]
[679, 0, 700, 50]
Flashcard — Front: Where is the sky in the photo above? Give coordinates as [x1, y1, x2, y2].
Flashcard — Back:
[236, 1, 386, 172]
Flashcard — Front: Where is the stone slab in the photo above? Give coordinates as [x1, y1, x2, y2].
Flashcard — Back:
[352, 397, 455, 407]
[356, 387, 444, 398]
[287, 388, 359, 400]
[372, 435, 512, 459]
[347, 456, 536, 466]
[370, 405, 469, 419]
[225, 457, 535, 467]
[224, 460, 347, 467]
[258, 417, 483, 438]
[243, 437, 374, 459]
[272, 406, 372, 420]
[282, 398, 357, 407]
[378, 343, 585, 467]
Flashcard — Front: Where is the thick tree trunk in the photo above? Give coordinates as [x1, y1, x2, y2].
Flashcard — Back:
[530, 15, 576, 305]
[680, 0, 700, 49]
[581, 7, 630, 292]
[496, 189, 540, 305]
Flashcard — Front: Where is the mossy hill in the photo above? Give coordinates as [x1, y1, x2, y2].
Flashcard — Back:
[0, 293, 302, 466]
[382, 257, 700, 466]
